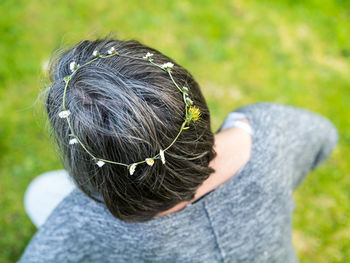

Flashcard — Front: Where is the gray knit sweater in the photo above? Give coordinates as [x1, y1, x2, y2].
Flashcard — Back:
[19, 102, 338, 263]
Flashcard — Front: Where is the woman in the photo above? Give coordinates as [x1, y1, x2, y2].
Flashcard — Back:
[20, 37, 338, 262]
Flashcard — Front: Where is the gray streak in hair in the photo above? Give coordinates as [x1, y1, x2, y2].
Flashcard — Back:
[45, 37, 216, 222]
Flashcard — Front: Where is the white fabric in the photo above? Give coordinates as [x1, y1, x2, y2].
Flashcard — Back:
[220, 112, 254, 135]
[24, 170, 75, 228]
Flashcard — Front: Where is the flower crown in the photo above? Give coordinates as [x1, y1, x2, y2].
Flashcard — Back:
[59, 47, 201, 175]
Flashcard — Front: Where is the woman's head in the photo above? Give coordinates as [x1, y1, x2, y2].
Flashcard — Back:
[46, 37, 216, 222]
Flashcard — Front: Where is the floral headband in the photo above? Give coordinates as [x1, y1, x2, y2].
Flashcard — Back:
[59, 46, 201, 175]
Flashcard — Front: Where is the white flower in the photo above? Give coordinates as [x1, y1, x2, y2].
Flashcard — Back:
[69, 138, 78, 145]
[145, 158, 155, 166]
[185, 97, 193, 106]
[143, 52, 154, 60]
[42, 59, 49, 74]
[129, 163, 137, 175]
[182, 86, 189, 93]
[92, 50, 99, 57]
[96, 160, 105, 167]
[69, 61, 78, 73]
[159, 149, 166, 164]
[58, 110, 71, 118]
[160, 62, 174, 71]
[107, 47, 116, 55]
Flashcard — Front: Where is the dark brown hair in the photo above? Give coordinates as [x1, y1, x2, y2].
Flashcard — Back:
[45, 37, 216, 222]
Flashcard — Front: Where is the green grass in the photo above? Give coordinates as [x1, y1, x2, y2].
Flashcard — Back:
[1, 0, 349, 262]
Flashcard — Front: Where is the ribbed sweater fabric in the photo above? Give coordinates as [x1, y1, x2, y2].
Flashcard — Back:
[19, 102, 338, 263]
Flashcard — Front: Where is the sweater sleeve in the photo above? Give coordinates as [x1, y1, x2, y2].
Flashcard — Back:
[232, 102, 338, 189]
[18, 191, 96, 263]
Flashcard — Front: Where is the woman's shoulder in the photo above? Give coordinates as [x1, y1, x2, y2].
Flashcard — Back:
[216, 102, 287, 137]
[226, 101, 338, 189]
[19, 189, 124, 262]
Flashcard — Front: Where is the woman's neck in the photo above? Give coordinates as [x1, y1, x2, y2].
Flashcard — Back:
[156, 124, 252, 216]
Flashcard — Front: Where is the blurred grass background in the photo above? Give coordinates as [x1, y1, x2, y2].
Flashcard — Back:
[0, 0, 349, 262]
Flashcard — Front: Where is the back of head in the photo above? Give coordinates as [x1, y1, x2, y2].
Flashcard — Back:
[46, 37, 216, 222]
